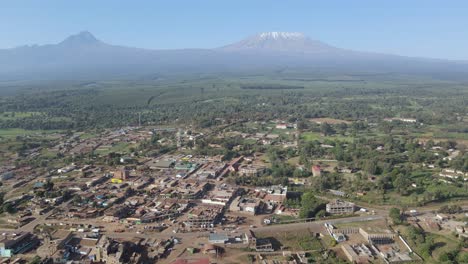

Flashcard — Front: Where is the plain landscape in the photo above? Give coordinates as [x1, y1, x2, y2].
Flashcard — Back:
[0, 14, 467, 264]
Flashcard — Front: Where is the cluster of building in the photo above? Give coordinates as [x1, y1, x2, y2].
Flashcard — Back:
[439, 168, 468, 181]
[383, 117, 417, 123]
[325, 223, 416, 263]
[325, 200, 356, 215]
[36, 229, 176, 263]
[2, 121, 464, 264]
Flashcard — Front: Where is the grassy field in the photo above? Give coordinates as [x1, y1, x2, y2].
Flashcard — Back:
[410, 124, 468, 144]
[95, 141, 134, 155]
[0, 112, 42, 120]
[301, 132, 321, 141]
[40, 148, 58, 159]
[309, 118, 352, 124]
[287, 157, 300, 166]
[257, 230, 323, 251]
[397, 225, 460, 264]
[0, 128, 62, 139]
[301, 131, 354, 143]
[273, 214, 297, 222]
[430, 233, 459, 261]
[79, 132, 99, 140]
[335, 219, 388, 229]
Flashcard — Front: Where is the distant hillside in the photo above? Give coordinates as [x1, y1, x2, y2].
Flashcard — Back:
[1, 31, 468, 81]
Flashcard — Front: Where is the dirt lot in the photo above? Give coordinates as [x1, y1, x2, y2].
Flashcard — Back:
[309, 118, 352, 124]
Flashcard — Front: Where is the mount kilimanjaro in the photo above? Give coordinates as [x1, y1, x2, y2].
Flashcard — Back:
[220, 32, 338, 53]
[0, 31, 466, 81]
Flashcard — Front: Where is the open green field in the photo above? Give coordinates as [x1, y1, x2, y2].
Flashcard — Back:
[301, 131, 354, 143]
[430, 233, 460, 261]
[411, 124, 468, 141]
[257, 230, 323, 251]
[0, 112, 42, 120]
[397, 225, 461, 264]
[335, 219, 388, 229]
[95, 141, 134, 155]
[301, 132, 321, 141]
[0, 128, 62, 139]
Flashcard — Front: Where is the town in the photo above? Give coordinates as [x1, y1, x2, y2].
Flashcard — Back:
[1, 2, 468, 263]
[0, 116, 466, 264]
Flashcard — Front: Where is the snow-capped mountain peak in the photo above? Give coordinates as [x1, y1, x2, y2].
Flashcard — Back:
[220, 32, 338, 53]
[258, 32, 305, 40]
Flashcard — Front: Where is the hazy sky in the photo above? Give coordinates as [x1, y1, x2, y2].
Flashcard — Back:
[2, 0, 468, 60]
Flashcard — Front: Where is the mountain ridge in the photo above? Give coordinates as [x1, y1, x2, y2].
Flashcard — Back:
[1, 31, 467, 81]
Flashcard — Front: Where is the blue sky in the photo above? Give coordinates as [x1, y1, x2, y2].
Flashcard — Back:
[2, 0, 468, 59]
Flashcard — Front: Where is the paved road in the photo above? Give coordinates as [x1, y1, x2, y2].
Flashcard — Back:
[104, 215, 384, 240]
[0, 206, 384, 239]
[254, 215, 383, 233]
